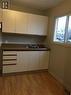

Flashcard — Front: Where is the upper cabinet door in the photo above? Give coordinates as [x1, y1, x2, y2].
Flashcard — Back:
[0, 8, 2, 22]
[28, 14, 48, 35]
[2, 9, 16, 33]
[15, 11, 28, 34]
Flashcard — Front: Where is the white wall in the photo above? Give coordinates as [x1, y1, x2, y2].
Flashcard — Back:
[10, 1, 45, 15]
[47, 0, 71, 92]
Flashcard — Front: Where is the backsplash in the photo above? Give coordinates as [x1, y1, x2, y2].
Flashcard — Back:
[2, 33, 47, 44]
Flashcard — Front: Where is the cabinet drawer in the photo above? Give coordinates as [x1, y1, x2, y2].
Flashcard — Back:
[3, 65, 28, 74]
[3, 60, 17, 65]
[3, 56, 17, 60]
[3, 51, 17, 55]
[3, 65, 17, 73]
[3, 51, 17, 66]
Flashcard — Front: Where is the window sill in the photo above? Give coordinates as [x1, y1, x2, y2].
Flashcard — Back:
[52, 41, 71, 48]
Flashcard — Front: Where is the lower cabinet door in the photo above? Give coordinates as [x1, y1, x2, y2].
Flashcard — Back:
[39, 51, 49, 69]
[16, 51, 29, 72]
[28, 51, 39, 71]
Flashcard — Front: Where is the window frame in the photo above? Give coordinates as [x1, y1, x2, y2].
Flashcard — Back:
[53, 15, 71, 46]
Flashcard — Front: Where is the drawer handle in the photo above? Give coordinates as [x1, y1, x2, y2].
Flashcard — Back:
[3, 54, 17, 56]
[3, 59, 17, 61]
[3, 63, 16, 66]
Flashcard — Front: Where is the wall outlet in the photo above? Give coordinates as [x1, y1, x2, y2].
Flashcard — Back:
[5, 40, 8, 43]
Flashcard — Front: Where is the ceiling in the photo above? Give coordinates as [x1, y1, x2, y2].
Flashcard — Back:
[12, 0, 64, 10]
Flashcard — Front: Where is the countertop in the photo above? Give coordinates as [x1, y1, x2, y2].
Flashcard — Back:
[1, 44, 50, 51]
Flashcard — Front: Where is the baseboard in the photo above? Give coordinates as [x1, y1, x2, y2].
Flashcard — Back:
[48, 71, 70, 95]
[48, 71, 63, 84]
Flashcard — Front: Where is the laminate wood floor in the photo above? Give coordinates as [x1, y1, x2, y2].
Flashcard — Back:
[0, 71, 65, 95]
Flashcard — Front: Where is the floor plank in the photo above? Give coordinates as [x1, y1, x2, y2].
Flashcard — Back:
[0, 71, 65, 95]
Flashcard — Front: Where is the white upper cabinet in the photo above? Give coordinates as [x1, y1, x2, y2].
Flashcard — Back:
[15, 11, 28, 34]
[2, 9, 48, 35]
[2, 9, 16, 33]
[28, 14, 48, 35]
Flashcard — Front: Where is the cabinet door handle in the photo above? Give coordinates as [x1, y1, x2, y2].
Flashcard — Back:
[3, 63, 16, 66]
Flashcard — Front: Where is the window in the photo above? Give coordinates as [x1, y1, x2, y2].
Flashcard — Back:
[67, 16, 71, 42]
[53, 15, 71, 44]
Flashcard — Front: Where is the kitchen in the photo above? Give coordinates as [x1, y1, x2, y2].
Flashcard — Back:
[0, 0, 71, 95]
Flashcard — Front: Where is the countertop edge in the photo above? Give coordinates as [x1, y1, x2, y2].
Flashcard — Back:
[2, 48, 50, 51]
